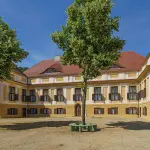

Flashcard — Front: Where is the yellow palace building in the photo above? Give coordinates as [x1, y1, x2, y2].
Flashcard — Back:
[0, 51, 150, 118]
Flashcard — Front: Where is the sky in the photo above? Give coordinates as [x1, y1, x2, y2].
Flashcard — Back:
[0, 0, 150, 68]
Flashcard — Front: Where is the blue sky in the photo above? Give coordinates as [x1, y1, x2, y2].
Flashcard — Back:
[0, 0, 150, 67]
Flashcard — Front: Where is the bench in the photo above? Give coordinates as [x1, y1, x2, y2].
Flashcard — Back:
[69, 123, 97, 132]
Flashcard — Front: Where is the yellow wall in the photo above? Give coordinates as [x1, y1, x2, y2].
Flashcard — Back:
[128, 72, 137, 77]
[75, 76, 81, 80]
[110, 73, 118, 78]
[56, 77, 64, 81]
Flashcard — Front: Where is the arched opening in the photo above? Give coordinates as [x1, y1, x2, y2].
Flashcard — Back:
[75, 104, 81, 117]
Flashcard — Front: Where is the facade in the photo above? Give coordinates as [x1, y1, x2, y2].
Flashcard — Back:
[0, 51, 150, 118]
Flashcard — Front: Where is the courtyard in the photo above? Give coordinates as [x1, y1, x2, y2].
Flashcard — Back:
[0, 117, 150, 150]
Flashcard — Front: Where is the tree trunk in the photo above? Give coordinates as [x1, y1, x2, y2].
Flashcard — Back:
[82, 78, 87, 125]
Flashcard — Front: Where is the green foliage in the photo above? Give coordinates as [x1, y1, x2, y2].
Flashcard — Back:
[18, 67, 29, 72]
[51, 0, 125, 125]
[0, 17, 28, 80]
[51, 0, 125, 80]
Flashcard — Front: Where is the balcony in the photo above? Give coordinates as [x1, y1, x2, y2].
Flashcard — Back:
[26, 95, 36, 102]
[92, 94, 103, 101]
[127, 93, 138, 100]
[54, 95, 64, 102]
[73, 94, 82, 101]
[109, 93, 121, 101]
[9, 93, 18, 101]
[40, 95, 50, 102]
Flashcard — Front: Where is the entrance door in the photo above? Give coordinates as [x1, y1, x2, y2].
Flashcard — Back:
[75, 104, 81, 116]
[22, 108, 27, 117]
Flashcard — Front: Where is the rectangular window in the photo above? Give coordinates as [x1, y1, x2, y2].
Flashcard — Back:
[22, 89, 26, 95]
[40, 108, 50, 114]
[111, 86, 118, 93]
[93, 87, 102, 101]
[27, 108, 37, 114]
[110, 87, 120, 101]
[30, 90, 35, 96]
[94, 108, 104, 114]
[108, 107, 118, 115]
[7, 108, 18, 115]
[57, 89, 63, 95]
[43, 89, 49, 96]
[9, 86, 18, 101]
[126, 107, 137, 114]
[74, 88, 82, 101]
[55, 108, 66, 114]
[29, 90, 36, 102]
[10, 86, 15, 94]
[94, 87, 101, 94]
[128, 86, 137, 100]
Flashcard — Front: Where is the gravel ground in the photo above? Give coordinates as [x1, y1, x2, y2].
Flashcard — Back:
[0, 117, 150, 150]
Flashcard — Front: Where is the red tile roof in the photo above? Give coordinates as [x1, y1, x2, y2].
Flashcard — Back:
[24, 51, 145, 78]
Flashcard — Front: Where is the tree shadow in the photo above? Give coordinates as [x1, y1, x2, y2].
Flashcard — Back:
[0, 121, 80, 130]
[106, 121, 150, 130]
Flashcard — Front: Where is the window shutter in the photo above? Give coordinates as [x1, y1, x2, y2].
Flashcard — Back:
[109, 93, 111, 100]
[73, 95, 76, 101]
[136, 93, 139, 100]
[138, 92, 141, 100]
[92, 94, 95, 101]
[94, 108, 96, 114]
[54, 95, 58, 101]
[63, 109, 66, 114]
[15, 94, 18, 100]
[116, 108, 118, 114]
[40, 109, 42, 114]
[7, 109, 10, 115]
[145, 107, 147, 116]
[144, 88, 146, 98]
[49, 109, 52, 114]
[35, 109, 37, 114]
[136, 108, 139, 115]
[118, 94, 121, 100]
[127, 93, 129, 100]
[102, 108, 104, 114]
[141, 90, 144, 98]
[126, 108, 129, 114]
[15, 109, 18, 114]
[27, 109, 30, 114]
[54, 109, 57, 114]
[108, 108, 111, 114]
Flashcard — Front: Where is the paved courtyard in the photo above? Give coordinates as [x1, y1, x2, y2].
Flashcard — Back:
[0, 117, 150, 150]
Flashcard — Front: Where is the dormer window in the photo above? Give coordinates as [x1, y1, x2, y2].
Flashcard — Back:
[44, 68, 58, 73]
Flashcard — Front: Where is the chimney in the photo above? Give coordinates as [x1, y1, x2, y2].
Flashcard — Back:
[54, 56, 61, 61]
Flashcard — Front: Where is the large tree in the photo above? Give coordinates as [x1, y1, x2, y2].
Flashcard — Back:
[0, 17, 28, 80]
[51, 0, 125, 125]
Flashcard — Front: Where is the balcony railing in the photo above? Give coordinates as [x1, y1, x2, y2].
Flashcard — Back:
[40, 95, 50, 102]
[54, 95, 64, 102]
[127, 93, 138, 100]
[109, 93, 121, 101]
[26, 95, 36, 102]
[9, 93, 18, 101]
[73, 94, 82, 101]
[92, 94, 103, 101]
